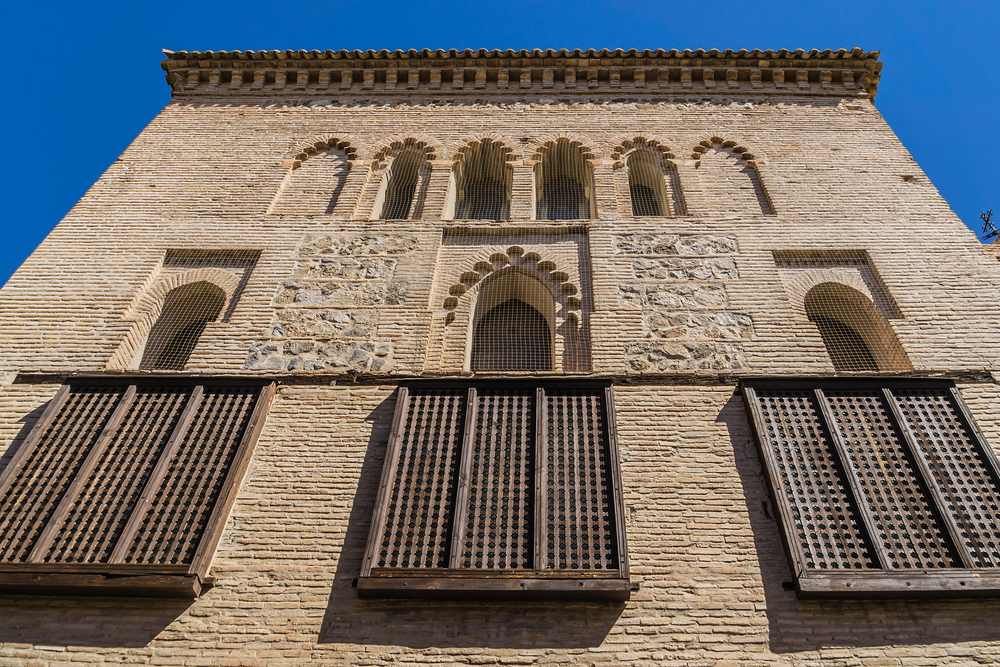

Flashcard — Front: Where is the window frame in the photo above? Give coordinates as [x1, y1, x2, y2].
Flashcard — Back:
[0, 376, 275, 597]
[741, 376, 1000, 599]
[359, 379, 630, 601]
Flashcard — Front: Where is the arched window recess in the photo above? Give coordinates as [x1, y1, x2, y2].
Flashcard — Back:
[448, 139, 514, 220]
[533, 138, 596, 221]
[137, 281, 226, 370]
[612, 138, 687, 217]
[804, 282, 912, 373]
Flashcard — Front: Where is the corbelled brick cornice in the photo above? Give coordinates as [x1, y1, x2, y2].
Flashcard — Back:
[160, 47, 883, 100]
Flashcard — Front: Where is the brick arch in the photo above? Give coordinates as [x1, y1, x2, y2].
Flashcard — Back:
[440, 246, 580, 315]
[448, 134, 518, 164]
[609, 134, 680, 166]
[365, 134, 443, 168]
[108, 269, 238, 371]
[781, 269, 883, 320]
[690, 133, 765, 163]
[527, 133, 600, 162]
[285, 134, 360, 166]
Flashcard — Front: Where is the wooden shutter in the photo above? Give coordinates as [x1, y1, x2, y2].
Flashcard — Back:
[742, 378, 1000, 598]
[0, 379, 275, 597]
[361, 381, 628, 600]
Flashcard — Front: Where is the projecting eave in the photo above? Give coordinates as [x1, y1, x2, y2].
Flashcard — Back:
[160, 47, 883, 100]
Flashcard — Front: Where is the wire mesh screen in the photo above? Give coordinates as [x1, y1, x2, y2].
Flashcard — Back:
[773, 250, 912, 373]
[470, 299, 552, 372]
[453, 140, 513, 220]
[378, 150, 425, 220]
[627, 151, 667, 217]
[535, 139, 594, 220]
[140, 282, 225, 370]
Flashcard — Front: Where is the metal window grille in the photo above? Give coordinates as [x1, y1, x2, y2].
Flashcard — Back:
[0, 378, 275, 597]
[453, 140, 512, 220]
[140, 281, 226, 370]
[535, 139, 594, 220]
[378, 150, 424, 220]
[742, 377, 1000, 598]
[360, 381, 628, 600]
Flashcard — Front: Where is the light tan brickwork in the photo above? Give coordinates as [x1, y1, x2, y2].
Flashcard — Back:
[1, 47, 1000, 664]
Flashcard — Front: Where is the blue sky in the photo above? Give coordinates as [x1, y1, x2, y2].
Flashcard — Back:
[1, 1, 997, 285]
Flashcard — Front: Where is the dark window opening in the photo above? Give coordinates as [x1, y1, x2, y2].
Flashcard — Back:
[470, 299, 551, 372]
[140, 282, 226, 371]
[457, 178, 508, 220]
[629, 183, 661, 217]
[810, 316, 878, 372]
[380, 151, 423, 220]
[539, 176, 587, 221]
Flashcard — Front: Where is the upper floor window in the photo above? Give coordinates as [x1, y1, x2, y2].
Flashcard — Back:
[804, 282, 912, 373]
[139, 281, 226, 370]
[375, 149, 425, 220]
[534, 138, 595, 220]
[451, 139, 513, 220]
[627, 150, 668, 216]
[469, 268, 554, 372]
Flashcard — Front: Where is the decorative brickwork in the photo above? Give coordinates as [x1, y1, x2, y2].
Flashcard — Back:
[3, 45, 1000, 666]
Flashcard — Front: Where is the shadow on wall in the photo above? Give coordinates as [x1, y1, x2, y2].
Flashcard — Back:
[716, 393, 1000, 653]
[0, 398, 192, 647]
[319, 389, 625, 649]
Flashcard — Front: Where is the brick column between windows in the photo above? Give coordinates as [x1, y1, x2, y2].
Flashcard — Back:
[591, 161, 618, 220]
[420, 160, 455, 220]
[510, 162, 535, 220]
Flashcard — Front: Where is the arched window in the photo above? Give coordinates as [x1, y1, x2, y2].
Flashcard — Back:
[470, 269, 554, 372]
[376, 150, 424, 220]
[139, 281, 226, 370]
[627, 151, 668, 217]
[535, 139, 594, 220]
[804, 283, 912, 372]
[453, 140, 513, 220]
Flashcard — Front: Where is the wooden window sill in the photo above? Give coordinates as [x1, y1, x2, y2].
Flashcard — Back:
[358, 570, 630, 601]
[0, 571, 210, 598]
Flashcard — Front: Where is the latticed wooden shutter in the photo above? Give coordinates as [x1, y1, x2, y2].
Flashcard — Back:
[360, 381, 628, 600]
[742, 378, 1000, 598]
[0, 378, 275, 597]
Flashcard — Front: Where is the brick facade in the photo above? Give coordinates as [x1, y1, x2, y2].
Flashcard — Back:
[1, 47, 1000, 664]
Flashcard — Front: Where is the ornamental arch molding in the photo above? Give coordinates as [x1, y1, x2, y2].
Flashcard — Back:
[445, 136, 518, 220]
[359, 136, 444, 220]
[690, 133, 774, 216]
[268, 135, 361, 216]
[424, 246, 591, 373]
[609, 135, 687, 217]
[107, 267, 244, 371]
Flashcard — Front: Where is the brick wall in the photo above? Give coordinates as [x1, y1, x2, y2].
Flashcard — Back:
[2, 49, 1000, 664]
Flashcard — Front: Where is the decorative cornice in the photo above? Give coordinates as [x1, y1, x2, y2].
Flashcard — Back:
[160, 47, 883, 100]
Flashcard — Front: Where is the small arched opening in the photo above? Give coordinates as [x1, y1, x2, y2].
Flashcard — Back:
[139, 281, 226, 370]
[534, 139, 595, 220]
[626, 150, 669, 217]
[375, 149, 425, 220]
[452, 140, 513, 220]
[804, 282, 912, 372]
[469, 269, 555, 372]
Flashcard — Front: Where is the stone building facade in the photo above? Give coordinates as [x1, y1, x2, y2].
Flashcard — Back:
[2, 47, 1000, 664]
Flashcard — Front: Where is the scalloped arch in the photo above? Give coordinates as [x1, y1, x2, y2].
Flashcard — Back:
[690, 133, 766, 162]
[365, 133, 444, 163]
[448, 134, 519, 163]
[609, 134, 681, 165]
[285, 134, 360, 164]
[528, 133, 601, 161]
[440, 248, 580, 313]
